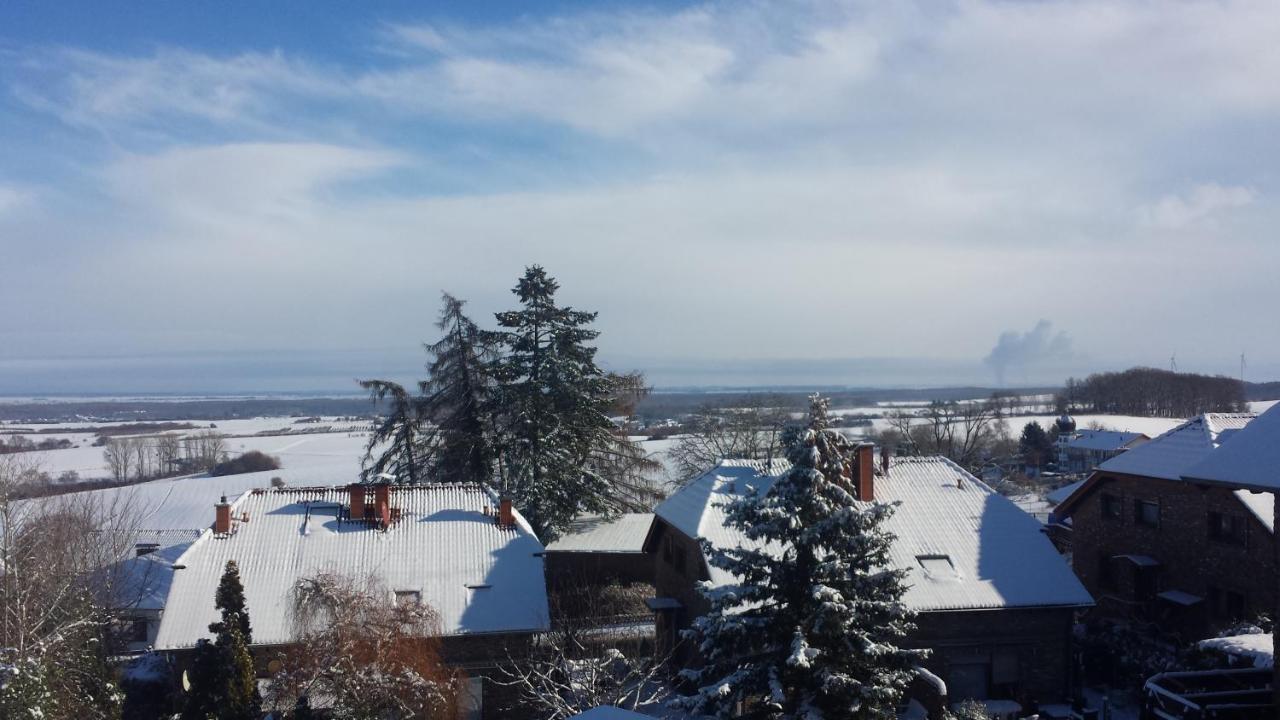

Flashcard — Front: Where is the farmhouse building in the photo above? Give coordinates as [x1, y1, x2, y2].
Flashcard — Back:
[1054, 412, 1271, 642]
[644, 450, 1093, 710]
[153, 482, 550, 719]
[1057, 428, 1149, 474]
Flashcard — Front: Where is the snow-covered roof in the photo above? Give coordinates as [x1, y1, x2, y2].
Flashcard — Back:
[544, 513, 654, 554]
[1198, 633, 1273, 668]
[1065, 430, 1146, 452]
[1046, 480, 1085, 506]
[1057, 412, 1275, 529]
[1094, 413, 1255, 481]
[153, 484, 550, 650]
[654, 457, 1093, 613]
[1183, 404, 1280, 493]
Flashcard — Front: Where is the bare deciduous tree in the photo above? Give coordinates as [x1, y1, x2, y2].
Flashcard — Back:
[0, 454, 145, 719]
[668, 396, 792, 483]
[882, 398, 1006, 471]
[497, 580, 671, 719]
[266, 572, 458, 719]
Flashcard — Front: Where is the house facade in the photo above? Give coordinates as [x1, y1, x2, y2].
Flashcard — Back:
[645, 450, 1093, 712]
[1055, 413, 1271, 641]
[1057, 428, 1149, 474]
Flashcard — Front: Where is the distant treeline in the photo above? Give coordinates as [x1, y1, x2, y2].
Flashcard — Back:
[1062, 368, 1245, 418]
[634, 385, 1059, 420]
[1245, 380, 1280, 401]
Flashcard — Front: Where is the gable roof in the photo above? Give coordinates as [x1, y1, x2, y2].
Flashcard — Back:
[1066, 430, 1147, 452]
[1091, 413, 1254, 481]
[654, 457, 1092, 613]
[544, 513, 654, 554]
[1056, 413, 1267, 521]
[153, 484, 549, 650]
[1183, 404, 1280, 493]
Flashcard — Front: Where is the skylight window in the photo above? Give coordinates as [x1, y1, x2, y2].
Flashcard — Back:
[916, 554, 961, 581]
[393, 590, 421, 606]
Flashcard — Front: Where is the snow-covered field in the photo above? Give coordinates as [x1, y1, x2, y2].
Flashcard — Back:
[9, 417, 372, 480]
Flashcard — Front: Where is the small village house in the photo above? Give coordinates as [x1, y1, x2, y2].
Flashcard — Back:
[644, 448, 1093, 715]
[152, 482, 550, 719]
[1054, 412, 1270, 640]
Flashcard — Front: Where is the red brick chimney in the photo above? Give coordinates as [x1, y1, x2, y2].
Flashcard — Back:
[214, 496, 232, 534]
[499, 497, 515, 528]
[880, 445, 891, 476]
[374, 483, 392, 529]
[856, 445, 875, 501]
[349, 484, 367, 521]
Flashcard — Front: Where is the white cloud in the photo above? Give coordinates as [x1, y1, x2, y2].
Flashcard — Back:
[1139, 183, 1257, 229]
[0, 184, 34, 217]
[2, 0, 1280, 381]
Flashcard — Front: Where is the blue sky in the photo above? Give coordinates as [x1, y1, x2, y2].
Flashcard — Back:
[1, 0, 1278, 393]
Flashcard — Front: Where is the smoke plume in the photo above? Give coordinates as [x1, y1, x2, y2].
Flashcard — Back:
[983, 320, 1074, 385]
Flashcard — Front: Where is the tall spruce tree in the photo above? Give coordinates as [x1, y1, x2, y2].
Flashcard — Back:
[185, 561, 260, 720]
[419, 292, 500, 485]
[675, 395, 922, 719]
[358, 379, 427, 484]
[490, 266, 623, 538]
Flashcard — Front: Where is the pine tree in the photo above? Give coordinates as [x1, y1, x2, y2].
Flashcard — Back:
[675, 395, 923, 719]
[420, 292, 500, 485]
[185, 561, 260, 720]
[1018, 421, 1052, 468]
[358, 379, 428, 484]
[213, 559, 252, 644]
[490, 265, 623, 538]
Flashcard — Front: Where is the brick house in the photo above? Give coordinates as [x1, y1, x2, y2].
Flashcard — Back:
[153, 483, 550, 719]
[1054, 412, 1271, 641]
[644, 450, 1093, 712]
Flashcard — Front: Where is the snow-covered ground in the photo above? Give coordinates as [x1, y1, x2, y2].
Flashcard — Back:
[12, 417, 372, 480]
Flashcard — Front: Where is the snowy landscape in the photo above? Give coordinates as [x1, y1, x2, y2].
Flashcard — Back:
[5, 1, 1280, 719]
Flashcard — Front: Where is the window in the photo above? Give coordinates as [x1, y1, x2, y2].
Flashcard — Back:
[1208, 511, 1246, 546]
[135, 544, 159, 557]
[1209, 586, 1248, 620]
[130, 618, 149, 643]
[917, 555, 961, 581]
[1134, 566, 1158, 601]
[662, 535, 673, 565]
[1097, 552, 1116, 591]
[1134, 499, 1160, 528]
[393, 590, 421, 606]
[1101, 493, 1122, 519]
[673, 541, 687, 575]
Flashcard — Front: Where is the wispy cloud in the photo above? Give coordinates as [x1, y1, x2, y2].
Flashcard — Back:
[1138, 183, 1257, 230]
[1, 0, 1279, 387]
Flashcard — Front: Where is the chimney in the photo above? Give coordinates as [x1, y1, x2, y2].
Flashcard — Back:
[499, 497, 515, 528]
[375, 483, 392, 529]
[856, 444, 875, 502]
[348, 484, 366, 521]
[880, 445, 891, 476]
[214, 496, 232, 534]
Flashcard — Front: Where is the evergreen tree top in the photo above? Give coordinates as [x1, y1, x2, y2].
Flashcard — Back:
[675, 394, 922, 719]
